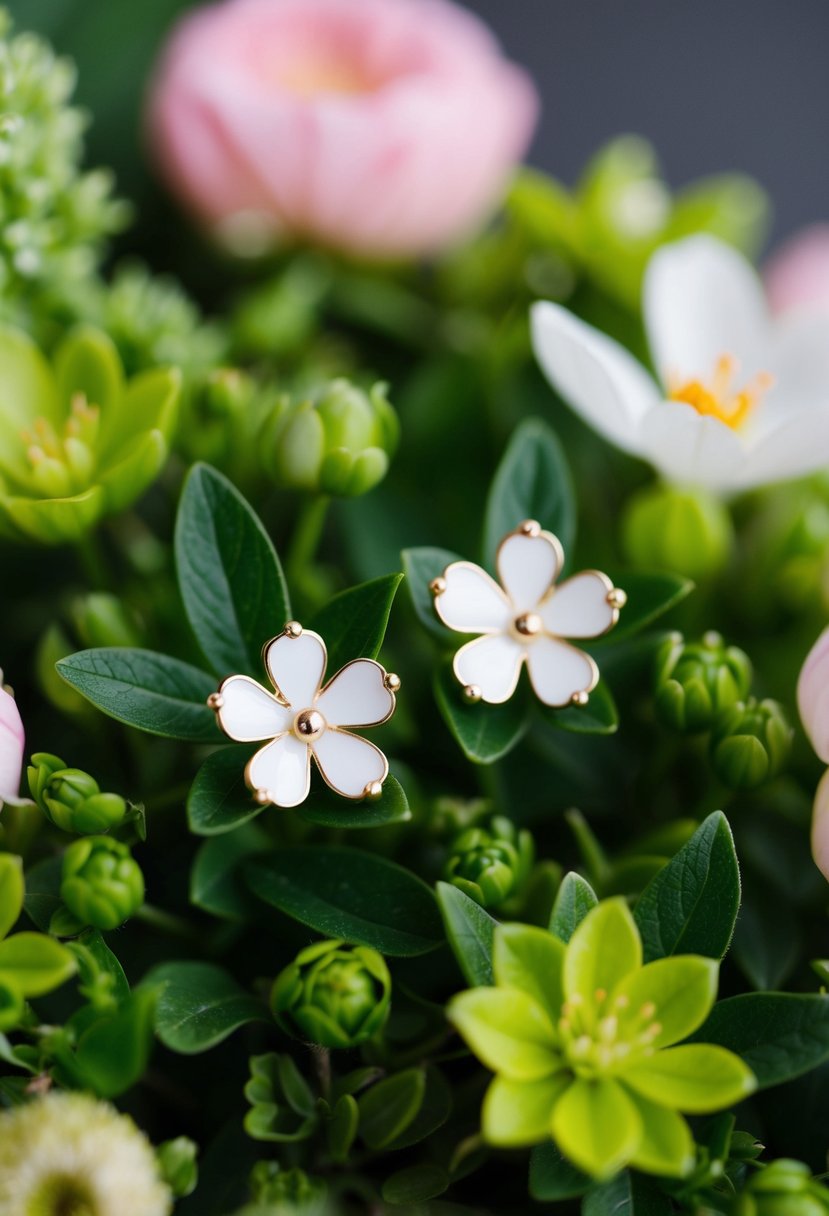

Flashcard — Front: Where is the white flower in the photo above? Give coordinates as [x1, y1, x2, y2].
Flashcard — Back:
[0, 1091, 172, 1216]
[531, 234, 829, 492]
[209, 624, 398, 807]
[431, 521, 625, 706]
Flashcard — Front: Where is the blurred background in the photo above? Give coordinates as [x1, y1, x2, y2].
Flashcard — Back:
[10, 0, 829, 247]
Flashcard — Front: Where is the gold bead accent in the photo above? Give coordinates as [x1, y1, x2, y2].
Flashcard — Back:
[606, 588, 627, 610]
[207, 692, 224, 711]
[429, 577, 446, 596]
[571, 689, 589, 707]
[384, 672, 401, 693]
[514, 612, 543, 637]
[364, 780, 384, 801]
[463, 684, 482, 704]
[254, 789, 271, 806]
[518, 519, 541, 537]
[293, 708, 326, 742]
[284, 620, 303, 638]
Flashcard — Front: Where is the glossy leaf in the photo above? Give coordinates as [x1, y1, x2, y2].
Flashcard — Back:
[71, 987, 157, 1098]
[384, 1065, 452, 1151]
[56, 649, 218, 742]
[549, 872, 598, 943]
[0, 932, 76, 997]
[483, 417, 576, 568]
[583, 1171, 674, 1216]
[245, 847, 443, 957]
[529, 1142, 590, 1201]
[436, 881, 495, 987]
[382, 1164, 450, 1205]
[175, 463, 290, 679]
[298, 774, 410, 829]
[541, 679, 618, 735]
[145, 961, 266, 1054]
[634, 811, 740, 962]
[190, 824, 270, 923]
[309, 573, 403, 672]
[187, 745, 262, 836]
[434, 660, 529, 764]
[598, 571, 694, 644]
[689, 992, 829, 1089]
[358, 1068, 426, 1149]
[401, 546, 463, 640]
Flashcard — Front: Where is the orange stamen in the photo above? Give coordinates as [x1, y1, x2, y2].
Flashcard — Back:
[668, 354, 773, 431]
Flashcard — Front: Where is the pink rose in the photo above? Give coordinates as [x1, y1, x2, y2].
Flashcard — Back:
[764, 225, 829, 315]
[147, 0, 538, 258]
[0, 682, 24, 807]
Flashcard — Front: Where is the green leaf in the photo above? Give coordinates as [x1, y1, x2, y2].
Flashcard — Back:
[634, 811, 740, 962]
[383, 1065, 452, 1151]
[614, 956, 718, 1049]
[582, 1170, 675, 1216]
[245, 847, 443, 957]
[308, 574, 403, 672]
[493, 923, 565, 1025]
[187, 746, 262, 836]
[382, 1164, 450, 1205]
[73, 929, 130, 1005]
[624, 1043, 755, 1111]
[243, 1053, 318, 1143]
[358, 1068, 426, 1149]
[564, 899, 642, 1009]
[484, 417, 576, 567]
[529, 1142, 590, 1201]
[56, 649, 218, 742]
[689, 992, 829, 1089]
[0, 932, 76, 997]
[144, 961, 266, 1054]
[552, 1078, 641, 1180]
[298, 774, 410, 830]
[434, 660, 529, 764]
[436, 882, 495, 987]
[22, 855, 63, 933]
[549, 872, 598, 943]
[71, 987, 157, 1098]
[175, 464, 290, 679]
[327, 1093, 359, 1162]
[190, 824, 270, 923]
[0, 855, 24, 941]
[599, 572, 694, 644]
[448, 988, 559, 1080]
[483, 1073, 569, 1146]
[401, 546, 463, 640]
[542, 679, 618, 735]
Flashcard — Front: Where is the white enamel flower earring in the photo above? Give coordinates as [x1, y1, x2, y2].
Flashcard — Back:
[430, 520, 625, 707]
[207, 623, 399, 809]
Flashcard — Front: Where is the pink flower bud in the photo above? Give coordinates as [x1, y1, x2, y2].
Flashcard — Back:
[147, 0, 538, 259]
[812, 768, 829, 882]
[0, 683, 24, 807]
[798, 626, 829, 764]
[764, 225, 829, 315]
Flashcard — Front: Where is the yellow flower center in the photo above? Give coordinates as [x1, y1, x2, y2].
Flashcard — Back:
[556, 988, 662, 1080]
[21, 394, 99, 497]
[667, 354, 773, 431]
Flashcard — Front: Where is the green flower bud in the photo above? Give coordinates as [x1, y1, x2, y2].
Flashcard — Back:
[248, 1162, 328, 1213]
[156, 1136, 198, 1198]
[271, 939, 391, 1049]
[264, 380, 398, 498]
[70, 592, 140, 649]
[61, 836, 144, 930]
[735, 1159, 828, 1216]
[445, 815, 535, 909]
[709, 698, 793, 790]
[654, 631, 753, 733]
[27, 753, 127, 835]
[622, 484, 733, 580]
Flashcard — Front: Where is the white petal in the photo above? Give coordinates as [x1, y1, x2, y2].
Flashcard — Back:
[531, 300, 660, 454]
[526, 638, 598, 707]
[638, 401, 746, 490]
[247, 734, 310, 808]
[312, 729, 388, 799]
[453, 634, 524, 704]
[765, 311, 829, 417]
[215, 675, 293, 743]
[497, 531, 562, 615]
[539, 571, 618, 639]
[264, 630, 326, 710]
[434, 561, 512, 633]
[316, 659, 395, 728]
[738, 409, 829, 490]
[644, 235, 769, 385]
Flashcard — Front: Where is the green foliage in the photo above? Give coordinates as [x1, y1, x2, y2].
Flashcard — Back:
[444, 814, 535, 909]
[27, 751, 127, 833]
[145, 961, 266, 1054]
[270, 939, 391, 1049]
[709, 698, 793, 790]
[60, 834, 144, 930]
[622, 484, 733, 581]
[654, 632, 753, 734]
[244, 1054, 319, 1143]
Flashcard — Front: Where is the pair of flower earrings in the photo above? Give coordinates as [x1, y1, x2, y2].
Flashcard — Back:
[208, 521, 626, 810]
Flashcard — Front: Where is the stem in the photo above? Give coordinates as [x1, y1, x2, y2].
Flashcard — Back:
[285, 495, 330, 591]
[74, 532, 110, 590]
[311, 1044, 332, 1100]
[134, 903, 201, 942]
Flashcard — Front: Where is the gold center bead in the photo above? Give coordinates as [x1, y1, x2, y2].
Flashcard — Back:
[513, 612, 543, 638]
[293, 708, 326, 742]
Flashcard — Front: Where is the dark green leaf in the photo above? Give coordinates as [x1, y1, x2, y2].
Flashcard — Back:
[549, 872, 599, 943]
[401, 546, 462, 640]
[434, 660, 529, 765]
[436, 882, 495, 986]
[246, 847, 443, 957]
[529, 1142, 590, 1201]
[190, 824, 270, 923]
[358, 1068, 426, 1149]
[144, 961, 266, 1054]
[541, 679, 618, 735]
[582, 1172, 673, 1216]
[298, 774, 410, 830]
[71, 987, 158, 1098]
[384, 1065, 452, 1150]
[187, 746, 262, 836]
[634, 811, 740, 962]
[174, 464, 290, 679]
[56, 649, 218, 742]
[74, 929, 130, 1005]
[327, 1093, 359, 1162]
[483, 417, 575, 567]
[689, 993, 829, 1089]
[599, 571, 694, 644]
[309, 574, 403, 672]
[22, 855, 63, 933]
[732, 886, 799, 991]
[382, 1164, 450, 1205]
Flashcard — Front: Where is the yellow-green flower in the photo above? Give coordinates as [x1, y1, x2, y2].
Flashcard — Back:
[448, 898, 755, 1180]
[0, 1091, 172, 1215]
[0, 324, 179, 543]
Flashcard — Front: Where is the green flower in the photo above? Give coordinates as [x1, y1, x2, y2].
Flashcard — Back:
[0, 324, 179, 543]
[709, 697, 793, 790]
[271, 939, 391, 1049]
[445, 815, 534, 909]
[654, 632, 752, 734]
[61, 836, 144, 931]
[735, 1159, 829, 1216]
[28, 752, 127, 834]
[448, 899, 755, 1180]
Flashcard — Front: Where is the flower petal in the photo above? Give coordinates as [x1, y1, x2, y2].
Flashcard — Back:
[627, 1092, 694, 1178]
[453, 634, 523, 704]
[644, 235, 769, 385]
[0, 686, 24, 805]
[497, 531, 562, 614]
[612, 955, 718, 1049]
[539, 571, 618, 639]
[638, 401, 746, 490]
[215, 675, 293, 743]
[493, 923, 566, 1026]
[312, 728, 388, 798]
[433, 561, 511, 633]
[247, 733, 310, 808]
[531, 300, 660, 455]
[623, 1044, 756, 1112]
[551, 1078, 642, 1180]
[264, 629, 326, 709]
[525, 637, 597, 707]
[482, 1074, 569, 1147]
[315, 659, 395, 728]
[799, 625, 829, 764]
[738, 408, 829, 490]
[765, 311, 829, 416]
[564, 898, 642, 1016]
[447, 987, 559, 1080]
